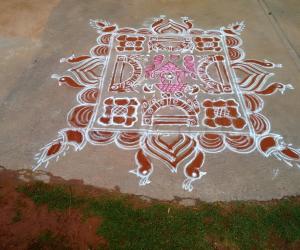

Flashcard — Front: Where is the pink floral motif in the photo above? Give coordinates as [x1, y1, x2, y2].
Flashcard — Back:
[183, 55, 197, 79]
[156, 62, 187, 92]
[145, 54, 191, 93]
[98, 97, 139, 127]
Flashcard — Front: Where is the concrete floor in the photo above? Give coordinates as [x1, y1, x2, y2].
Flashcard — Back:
[0, 0, 299, 203]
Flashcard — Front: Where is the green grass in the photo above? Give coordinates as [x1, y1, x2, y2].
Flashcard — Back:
[11, 199, 23, 223]
[11, 209, 22, 223]
[28, 230, 69, 250]
[17, 183, 85, 210]
[19, 182, 300, 250]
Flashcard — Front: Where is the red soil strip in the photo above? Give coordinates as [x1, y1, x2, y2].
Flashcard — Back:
[0, 169, 107, 249]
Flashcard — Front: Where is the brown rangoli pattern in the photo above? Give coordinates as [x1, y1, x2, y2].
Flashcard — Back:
[35, 17, 299, 191]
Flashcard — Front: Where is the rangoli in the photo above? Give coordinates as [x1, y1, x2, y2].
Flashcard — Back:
[34, 17, 300, 191]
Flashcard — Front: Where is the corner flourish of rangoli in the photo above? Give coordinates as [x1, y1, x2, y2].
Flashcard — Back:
[34, 17, 300, 191]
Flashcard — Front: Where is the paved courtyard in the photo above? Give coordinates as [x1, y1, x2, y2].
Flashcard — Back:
[0, 0, 299, 202]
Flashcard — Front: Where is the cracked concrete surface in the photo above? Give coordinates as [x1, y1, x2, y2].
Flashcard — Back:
[0, 0, 299, 202]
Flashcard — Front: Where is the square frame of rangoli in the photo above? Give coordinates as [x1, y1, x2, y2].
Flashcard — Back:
[88, 22, 254, 136]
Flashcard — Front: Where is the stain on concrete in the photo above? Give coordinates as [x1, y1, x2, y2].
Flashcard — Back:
[0, 0, 60, 39]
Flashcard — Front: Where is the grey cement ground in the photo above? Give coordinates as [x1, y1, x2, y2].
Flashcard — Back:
[0, 0, 299, 202]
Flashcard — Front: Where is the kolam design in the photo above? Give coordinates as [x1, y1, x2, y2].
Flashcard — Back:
[34, 17, 299, 192]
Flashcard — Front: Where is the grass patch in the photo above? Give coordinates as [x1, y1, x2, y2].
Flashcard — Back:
[19, 182, 300, 249]
[28, 230, 69, 250]
[18, 181, 85, 210]
[11, 209, 22, 223]
[11, 199, 24, 223]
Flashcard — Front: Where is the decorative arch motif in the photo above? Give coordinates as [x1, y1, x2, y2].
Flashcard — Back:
[109, 55, 143, 92]
[197, 55, 233, 93]
[34, 17, 299, 192]
[142, 97, 200, 126]
[151, 17, 193, 34]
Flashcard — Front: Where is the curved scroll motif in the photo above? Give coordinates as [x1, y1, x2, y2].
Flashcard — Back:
[87, 130, 116, 145]
[223, 22, 245, 62]
[130, 149, 154, 185]
[182, 151, 206, 192]
[68, 105, 94, 128]
[225, 134, 255, 153]
[34, 129, 85, 170]
[258, 134, 300, 167]
[78, 88, 100, 104]
[243, 93, 264, 112]
[249, 113, 270, 135]
[198, 133, 225, 153]
[144, 134, 196, 172]
[151, 17, 192, 34]
[70, 58, 105, 85]
[116, 132, 142, 149]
